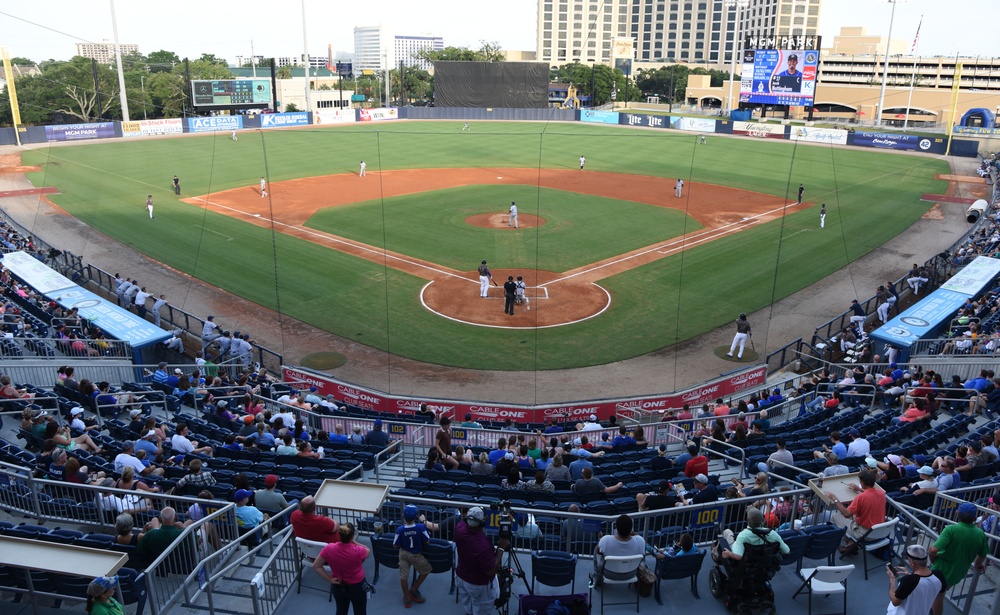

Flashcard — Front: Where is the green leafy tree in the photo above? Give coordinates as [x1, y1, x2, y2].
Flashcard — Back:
[285, 103, 300, 112]
[145, 71, 187, 117]
[414, 40, 504, 63]
[9, 57, 35, 65]
[198, 53, 227, 66]
[182, 59, 233, 80]
[2, 57, 121, 123]
[147, 50, 181, 73]
[276, 65, 293, 79]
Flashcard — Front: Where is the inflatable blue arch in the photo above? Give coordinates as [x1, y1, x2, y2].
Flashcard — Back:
[959, 107, 996, 128]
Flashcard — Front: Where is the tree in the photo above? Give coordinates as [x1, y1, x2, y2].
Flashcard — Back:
[1, 57, 121, 124]
[9, 57, 35, 65]
[147, 50, 181, 73]
[198, 53, 227, 66]
[183, 59, 233, 80]
[414, 40, 505, 63]
[285, 103, 300, 112]
[276, 65, 293, 79]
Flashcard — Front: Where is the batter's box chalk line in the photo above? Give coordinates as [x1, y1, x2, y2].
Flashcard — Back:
[524, 287, 550, 299]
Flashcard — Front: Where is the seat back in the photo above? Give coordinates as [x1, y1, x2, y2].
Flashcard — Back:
[600, 554, 643, 583]
[810, 564, 855, 585]
[778, 533, 812, 568]
[371, 535, 400, 569]
[655, 549, 706, 580]
[802, 526, 846, 561]
[422, 538, 455, 574]
[296, 537, 327, 562]
[861, 517, 897, 544]
[735, 540, 782, 584]
[532, 550, 578, 587]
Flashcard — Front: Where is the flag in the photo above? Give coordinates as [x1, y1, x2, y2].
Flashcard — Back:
[910, 16, 923, 55]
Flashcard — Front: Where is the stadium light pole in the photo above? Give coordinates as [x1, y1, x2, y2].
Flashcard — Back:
[301, 0, 311, 114]
[876, 0, 907, 127]
[724, 0, 749, 116]
[109, 0, 130, 122]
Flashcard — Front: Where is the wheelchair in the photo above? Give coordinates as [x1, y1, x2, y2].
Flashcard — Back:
[708, 529, 782, 614]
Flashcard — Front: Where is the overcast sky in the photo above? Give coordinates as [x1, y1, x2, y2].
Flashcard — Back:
[0, 0, 994, 64]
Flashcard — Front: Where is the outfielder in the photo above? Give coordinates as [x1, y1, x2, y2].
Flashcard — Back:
[515, 275, 529, 311]
[699, 135, 707, 144]
[477, 260, 493, 298]
[579, 155, 586, 170]
[507, 202, 518, 228]
[145, 194, 154, 219]
[231, 129, 238, 141]
[260, 176, 267, 198]
[797, 183, 804, 204]
[359, 160, 367, 177]
[675, 179, 684, 198]
[727, 313, 751, 359]
[820, 203, 826, 228]
[462, 122, 470, 131]
[172, 175, 180, 195]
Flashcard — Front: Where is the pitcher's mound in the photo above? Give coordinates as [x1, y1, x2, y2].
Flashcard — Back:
[466, 213, 545, 229]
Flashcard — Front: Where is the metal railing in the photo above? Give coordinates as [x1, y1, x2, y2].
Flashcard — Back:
[0, 335, 133, 361]
[250, 526, 299, 615]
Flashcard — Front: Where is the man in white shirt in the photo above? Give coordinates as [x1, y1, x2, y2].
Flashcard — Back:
[133, 287, 151, 318]
[115, 440, 164, 476]
[846, 430, 871, 458]
[271, 410, 296, 429]
[578, 414, 603, 432]
[171, 423, 213, 457]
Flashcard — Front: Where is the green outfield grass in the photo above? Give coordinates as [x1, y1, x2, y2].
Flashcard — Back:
[21, 121, 949, 370]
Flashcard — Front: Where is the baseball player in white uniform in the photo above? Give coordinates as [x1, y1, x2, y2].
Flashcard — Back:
[477, 260, 493, 298]
[675, 179, 684, 198]
[579, 155, 586, 170]
[231, 129, 238, 141]
[507, 202, 518, 228]
[820, 203, 826, 228]
[145, 195, 154, 219]
[515, 275, 529, 310]
[260, 177, 268, 198]
[727, 313, 751, 359]
[359, 161, 367, 177]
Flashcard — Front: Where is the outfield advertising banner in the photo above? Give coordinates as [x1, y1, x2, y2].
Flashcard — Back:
[580, 110, 620, 125]
[953, 126, 1000, 135]
[44, 122, 116, 142]
[260, 112, 310, 128]
[789, 126, 847, 145]
[121, 118, 184, 138]
[732, 121, 787, 139]
[187, 116, 244, 133]
[619, 113, 669, 129]
[359, 108, 398, 122]
[315, 109, 356, 124]
[851, 132, 934, 152]
[671, 117, 717, 133]
[281, 365, 766, 423]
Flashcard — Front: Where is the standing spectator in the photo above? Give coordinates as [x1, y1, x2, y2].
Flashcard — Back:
[887, 544, 945, 615]
[929, 502, 988, 615]
[455, 507, 507, 615]
[291, 496, 338, 542]
[312, 523, 370, 615]
[394, 505, 432, 608]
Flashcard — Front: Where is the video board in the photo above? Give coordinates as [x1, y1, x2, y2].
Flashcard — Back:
[739, 36, 820, 107]
[191, 80, 272, 107]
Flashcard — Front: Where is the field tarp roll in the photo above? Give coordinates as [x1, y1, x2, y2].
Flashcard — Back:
[433, 61, 549, 108]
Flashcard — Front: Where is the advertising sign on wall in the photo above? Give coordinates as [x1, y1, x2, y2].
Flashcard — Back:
[580, 110, 620, 125]
[121, 118, 184, 138]
[315, 109, 356, 124]
[359, 108, 398, 122]
[851, 132, 933, 151]
[618, 113, 669, 129]
[260, 112, 310, 128]
[788, 126, 847, 145]
[281, 365, 767, 422]
[670, 116, 717, 133]
[44, 122, 116, 142]
[732, 121, 787, 139]
[187, 116, 244, 133]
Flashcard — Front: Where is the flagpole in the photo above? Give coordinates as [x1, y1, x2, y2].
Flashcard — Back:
[903, 15, 922, 130]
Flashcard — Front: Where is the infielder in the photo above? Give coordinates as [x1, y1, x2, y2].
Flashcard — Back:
[145, 194, 154, 219]
[820, 203, 826, 228]
[231, 129, 238, 141]
[675, 179, 684, 198]
[727, 313, 751, 359]
[515, 275, 529, 311]
[477, 260, 493, 298]
[507, 202, 518, 228]
[579, 155, 586, 170]
[172, 175, 180, 195]
[260, 177, 267, 198]
[797, 183, 804, 204]
[359, 160, 367, 177]
[699, 135, 707, 144]
[462, 122, 470, 131]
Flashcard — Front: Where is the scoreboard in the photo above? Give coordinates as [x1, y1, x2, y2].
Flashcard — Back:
[739, 35, 820, 108]
[191, 80, 272, 107]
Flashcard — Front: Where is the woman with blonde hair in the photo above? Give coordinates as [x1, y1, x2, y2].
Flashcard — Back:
[312, 522, 370, 615]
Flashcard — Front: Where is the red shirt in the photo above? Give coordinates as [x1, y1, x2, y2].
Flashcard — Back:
[319, 541, 368, 585]
[455, 521, 496, 585]
[291, 510, 338, 543]
[684, 455, 709, 478]
[848, 486, 886, 530]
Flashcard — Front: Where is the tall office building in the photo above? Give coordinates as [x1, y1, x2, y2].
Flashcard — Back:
[75, 40, 139, 64]
[537, 0, 821, 66]
[354, 25, 443, 71]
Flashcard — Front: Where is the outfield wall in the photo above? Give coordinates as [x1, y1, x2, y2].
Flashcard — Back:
[0, 108, 976, 156]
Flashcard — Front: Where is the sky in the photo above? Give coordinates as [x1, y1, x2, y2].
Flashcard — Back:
[0, 0, 995, 64]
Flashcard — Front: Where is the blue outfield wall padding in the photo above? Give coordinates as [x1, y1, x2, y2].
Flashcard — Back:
[949, 139, 980, 158]
[19, 126, 49, 144]
[715, 119, 734, 134]
[401, 107, 575, 122]
[0, 127, 17, 145]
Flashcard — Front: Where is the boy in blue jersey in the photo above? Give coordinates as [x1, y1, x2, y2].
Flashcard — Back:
[394, 504, 434, 607]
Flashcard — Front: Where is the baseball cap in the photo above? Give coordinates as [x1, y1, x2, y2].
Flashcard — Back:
[403, 504, 420, 521]
[466, 506, 485, 527]
[905, 544, 928, 560]
[572, 438, 582, 447]
[174, 368, 183, 375]
[70, 407, 84, 416]
[122, 440, 135, 450]
[374, 419, 382, 428]
[264, 474, 278, 488]
[30, 408, 46, 419]
[913, 454, 929, 465]
[589, 414, 598, 422]
[309, 386, 318, 392]
[144, 430, 157, 439]
[958, 502, 977, 516]
[918, 466, 934, 476]
[694, 473, 709, 484]
[824, 452, 839, 464]
[243, 415, 254, 425]
[217, 400, 228, 408]
[504, 452, 515, 461]
[234, 489, 254, 502]
[658, 444, 667, 455]
[129, 409, 142, 418]
[91, 575, 119, 591]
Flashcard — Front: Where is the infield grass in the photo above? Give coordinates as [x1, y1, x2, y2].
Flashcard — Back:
[21, 121, 948, 370]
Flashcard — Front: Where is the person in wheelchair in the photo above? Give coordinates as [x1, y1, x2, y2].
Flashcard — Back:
[710, 506, 789, 612]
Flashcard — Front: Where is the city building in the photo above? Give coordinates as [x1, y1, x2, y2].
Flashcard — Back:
[74, 40, 139, 64]
[537, 0, 820, 66]
[824, 26, 906, 57]
[354, 25, 443, 72]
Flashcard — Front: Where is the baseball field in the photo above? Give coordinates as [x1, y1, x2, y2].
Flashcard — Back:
[20, 120, 948, 370]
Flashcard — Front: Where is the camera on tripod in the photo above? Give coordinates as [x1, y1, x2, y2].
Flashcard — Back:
[491, 500, 513, 540]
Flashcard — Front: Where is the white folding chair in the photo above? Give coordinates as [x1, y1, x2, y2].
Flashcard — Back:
[296, 537, 333, 602]
[793, 564, 854, 615]
[591, 553, 644, 613]
[858, 517, 898, 580]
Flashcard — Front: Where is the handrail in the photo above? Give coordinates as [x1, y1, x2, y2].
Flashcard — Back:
[250, 526, 298, 615]
[699, 436, 748, 480]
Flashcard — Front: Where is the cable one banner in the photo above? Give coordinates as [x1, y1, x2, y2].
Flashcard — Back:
[282, 365, 767, 423]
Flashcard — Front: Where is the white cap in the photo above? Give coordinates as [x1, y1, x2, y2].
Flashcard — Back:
[70, 407, 84, 416]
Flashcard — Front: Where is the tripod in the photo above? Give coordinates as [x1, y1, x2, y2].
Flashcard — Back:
[495, 543, 532, 615]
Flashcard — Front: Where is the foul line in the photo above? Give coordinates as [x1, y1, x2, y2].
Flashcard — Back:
[196, 225, 234, 241]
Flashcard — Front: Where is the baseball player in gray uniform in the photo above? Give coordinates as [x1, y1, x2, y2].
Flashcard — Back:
[515, 275, 529, 310]
[507, 202, 518, 228]
[675, 179, 684, 198]
[478, 260, 493, 298]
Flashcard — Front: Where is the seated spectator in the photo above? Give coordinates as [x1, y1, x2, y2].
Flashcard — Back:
[68, 407, 98, 433]
[115, 465, 161, 493]
[134, 429, 162, 459]
[684, 446, 709, 478]
[593, 514, 645, 577]
[720, 505, 790, 569]
[114, 512, 145, 546]
[249, 422, 276, 448]
[255, 474, 291, 511]
[561, 504, 586, 548]
[611, 426, 636, 447]
[0, 374, 34, 399]
[826, 469, 886, 555]
[115, 440, 164, 477]
[543, 418, 564, 434]
[898, 466, 942, 499]
[674, 443, 697, 469]
[573, 467, 623, 496]
[171, 423, 213, 457]
[651, 444, 673, 471]
[893, 400, 929, 425]
[64, 455, 103, 484]
[545, 453, 571, 482]
[471, 452, 495, 476]
[170, 458, 216, 494]
[424, 449, 447, 473]
[967, 440, 997, 468]
[138, 506, 187, 561]
[348, 425, 365, 445]
[636, 480, 679, 510]
[678, 474, 719, 505]
[291, 495, 338, 542]
[327, 424, 350, 445]
[737, 472, 770, 498]
[821, 452, 849, 477]
[97, 477, 151, 515]
[516, 445, 534, 469]
[297, 440, 323, 459]
[366, 419, 394, 449]
[234, 489, 267, 529]
[525, 470, 555, 493]
[45, 420, 101, 454]
[813, 431, 848, 460]
[275, 434, 298, 456]
[634, 424, 649, 445]
[501, 468, 525, 491]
